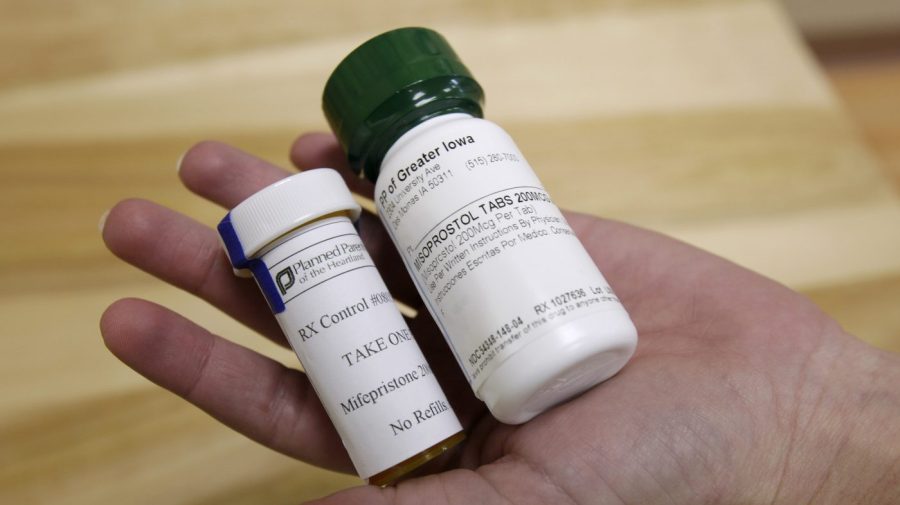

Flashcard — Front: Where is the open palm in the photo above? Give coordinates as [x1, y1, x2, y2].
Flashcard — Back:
[100, 135, 899, 505]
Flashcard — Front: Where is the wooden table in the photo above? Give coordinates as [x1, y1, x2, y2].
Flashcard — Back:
[2, 0, 898, 503]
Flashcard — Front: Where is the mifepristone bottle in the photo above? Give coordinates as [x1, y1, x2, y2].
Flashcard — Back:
[218, 169, 463, 485]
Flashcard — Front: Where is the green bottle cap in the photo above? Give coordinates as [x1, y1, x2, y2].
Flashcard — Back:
[322, 27, 485, 182]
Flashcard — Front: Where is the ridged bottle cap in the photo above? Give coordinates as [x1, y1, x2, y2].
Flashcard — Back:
[322, 27, 484, 182]
[218, 169, 361, 267]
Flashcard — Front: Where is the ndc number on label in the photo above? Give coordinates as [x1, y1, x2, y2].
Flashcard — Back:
[468, 315, 524, 367]
[490, 315, 524, 341]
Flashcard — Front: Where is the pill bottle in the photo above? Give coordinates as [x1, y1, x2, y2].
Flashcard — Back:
[217, 169, 463, 485]
[322, 28, 638, 424]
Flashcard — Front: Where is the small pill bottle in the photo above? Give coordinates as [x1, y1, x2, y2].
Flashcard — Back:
[217, 169, 464, 486]
[322, 28, 638, 424]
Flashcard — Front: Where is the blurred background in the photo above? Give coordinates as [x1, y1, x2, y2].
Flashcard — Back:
[1, 0, 898, 503]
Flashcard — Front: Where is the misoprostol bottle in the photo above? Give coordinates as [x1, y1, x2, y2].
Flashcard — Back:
[323, 28, 638, 424]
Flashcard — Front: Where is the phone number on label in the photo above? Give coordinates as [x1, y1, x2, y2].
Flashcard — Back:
[465, 152, 520, 169]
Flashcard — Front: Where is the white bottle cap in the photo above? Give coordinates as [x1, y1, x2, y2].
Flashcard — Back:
[218, 169, 362, 269]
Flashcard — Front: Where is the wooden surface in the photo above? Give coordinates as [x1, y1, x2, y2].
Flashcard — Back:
[1, 0, 898, 503]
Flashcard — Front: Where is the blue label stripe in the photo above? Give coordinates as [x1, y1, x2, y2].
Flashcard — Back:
[250, 259, 286, 314]
[217, 212, 286, 314]
[217, 212, 248, 267]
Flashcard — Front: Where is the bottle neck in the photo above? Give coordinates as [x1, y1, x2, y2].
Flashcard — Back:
[349, 76, 484, 183]
[380, 112, 474, 175]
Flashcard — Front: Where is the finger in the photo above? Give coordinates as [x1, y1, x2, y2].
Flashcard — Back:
[100, 297, 352, 472]
[102, 198, 286, 346]
[179, 140, 291, 208]
[290, 132, 375, 198]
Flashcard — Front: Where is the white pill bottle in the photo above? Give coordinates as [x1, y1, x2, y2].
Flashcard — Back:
[323, 28, 638, 424]
[218, 170, 463, 485]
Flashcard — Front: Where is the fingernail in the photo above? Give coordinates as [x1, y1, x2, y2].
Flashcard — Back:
[98, 208, 110, 234]
[176, 150, 187, 175]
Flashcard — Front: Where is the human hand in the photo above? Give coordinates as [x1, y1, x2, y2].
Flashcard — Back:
[100, 135, 900, 505]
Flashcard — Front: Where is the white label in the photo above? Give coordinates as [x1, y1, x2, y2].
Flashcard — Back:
[260, 217, 461, 479]
[377, 116, 628, 390]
